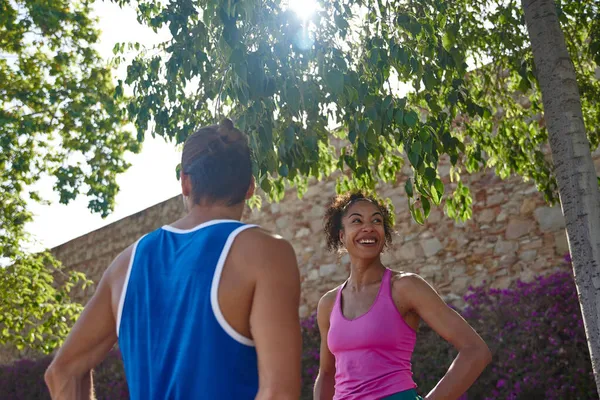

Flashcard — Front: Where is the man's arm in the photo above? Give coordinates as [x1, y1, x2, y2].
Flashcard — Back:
[313, 290, 337, 400]
[45, 247, 131, 400]
[248, 236, 302, 400]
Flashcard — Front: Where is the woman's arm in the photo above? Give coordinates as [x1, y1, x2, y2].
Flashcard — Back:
[397, 274, 492, 400]
[313, 289, 338, 400]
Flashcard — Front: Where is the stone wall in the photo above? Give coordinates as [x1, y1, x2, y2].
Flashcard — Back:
[52, 197, 188, 303]
[249, 166, 571, 316]
[54, 157, 579, 315]
[3, 155, 588, 364]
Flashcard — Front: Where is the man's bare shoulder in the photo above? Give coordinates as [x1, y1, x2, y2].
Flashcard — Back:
[235, 227, 296, 258]
[242, 226, 289, 241]
[232, 227, 298, 276]
[103, 243, 136, 288]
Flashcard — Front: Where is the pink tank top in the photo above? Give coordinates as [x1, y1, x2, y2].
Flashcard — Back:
[328, 268, 417, 400]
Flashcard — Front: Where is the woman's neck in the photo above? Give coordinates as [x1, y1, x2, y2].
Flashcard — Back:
[347, 257, 386, 290]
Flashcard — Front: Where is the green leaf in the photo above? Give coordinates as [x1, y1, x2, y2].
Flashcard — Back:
[397, 97, 407, 109]
[404, 110, 419, 128]
[366, 128, 378, 147]
[408, 21, 422, 36]
[247, 194, 262, 210]
[419, 127, 430, 143]
[357, 142, 368, 162]
[326, 69, 344, 95]
[424, 167, 436, 185]
[366, 106, 378, 121]
[423, 69, 436, 91]
[348, 129, 357, 144]
[345, 85, 359, 103]
[370, 48, 379, 65]
[518, 77, 531, 92]
[394, 108, 405, 126]
[442, 30, 456, 52]
[448, 91, 458, 105]
[382, 95, 393, 112]
[260, 177, 272, 194]
[284, 126, 295, 150]
[230, 49, 245, 66]
[397, 47, 409, 65]
[334, 12, 350, 32]
[287, 85, 301, 114]
[359, 119, 369, 135]
[344, 155, 357, 171]
[279, 164, 289, 177]
[411, 202, 425, 225]
[396, 14, 411, 27]
[405, 179, 414, 197]
[422, 197, 431, 219]
[411, 141, 422, 157]
[431, 178, 444, 205]
[408, 149, 420, 168]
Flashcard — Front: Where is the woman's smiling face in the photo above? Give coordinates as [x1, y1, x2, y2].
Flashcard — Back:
[339, 200, 386, 259]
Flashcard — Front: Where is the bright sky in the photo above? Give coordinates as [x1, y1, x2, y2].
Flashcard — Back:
[25, 1, 319, 251]
[25, 2, 180, 251]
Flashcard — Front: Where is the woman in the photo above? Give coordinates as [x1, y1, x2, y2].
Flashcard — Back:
[314, 191, 491, 400]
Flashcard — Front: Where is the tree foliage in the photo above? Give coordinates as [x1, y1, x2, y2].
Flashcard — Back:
[0, 0, 137, 352]
[0, 252, 89, 354]
[113, 0, 598, 221]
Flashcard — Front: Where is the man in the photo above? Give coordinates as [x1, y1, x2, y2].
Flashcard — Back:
[45, 119, 302, 399]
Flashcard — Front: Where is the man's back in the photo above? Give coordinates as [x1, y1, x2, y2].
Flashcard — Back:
[44, 119, 302, 400]
[117, 220, 259, 399]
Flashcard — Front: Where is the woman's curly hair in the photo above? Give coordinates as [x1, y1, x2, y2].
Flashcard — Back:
[323, 191, 394, 252]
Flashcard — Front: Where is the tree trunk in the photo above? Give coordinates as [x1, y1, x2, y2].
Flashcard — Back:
[522, 0, 600, 393]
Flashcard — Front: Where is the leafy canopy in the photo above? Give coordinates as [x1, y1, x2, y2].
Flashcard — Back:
[0, 0, 137, 352]
[113, 0, 598, 223]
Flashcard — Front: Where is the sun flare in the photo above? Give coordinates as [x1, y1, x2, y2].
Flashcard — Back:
[287, 0, 319, 20]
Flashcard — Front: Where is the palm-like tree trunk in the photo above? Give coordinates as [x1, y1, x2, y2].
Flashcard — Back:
[522, 0, 600, 393]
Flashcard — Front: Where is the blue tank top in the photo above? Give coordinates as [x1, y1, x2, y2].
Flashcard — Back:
[117, 219, 259, 399]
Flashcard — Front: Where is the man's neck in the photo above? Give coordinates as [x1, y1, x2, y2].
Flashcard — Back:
[171, 201, 246, 230]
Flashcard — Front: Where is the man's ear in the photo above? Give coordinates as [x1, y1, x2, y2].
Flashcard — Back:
[245, 176, 256, 200]
[181, 171, 192, 197]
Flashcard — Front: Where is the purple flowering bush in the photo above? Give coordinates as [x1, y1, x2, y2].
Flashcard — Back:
[301, 270, 598, 399]
[2, 270, 596, 399]
[301, 312, 321, 399]
[92, 349, 129, 399]
[456, 270, 597, 399]
[0, 357, 52, 399]
[0, 349, 128, 400]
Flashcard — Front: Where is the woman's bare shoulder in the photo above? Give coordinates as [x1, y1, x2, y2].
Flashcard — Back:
[390, 270, 433, 293]
[319, 284, 342, 310]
